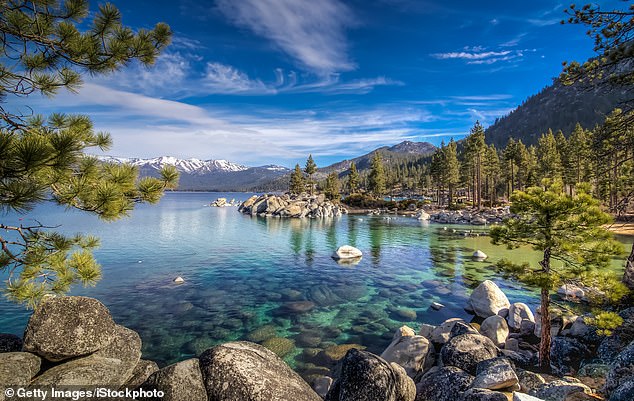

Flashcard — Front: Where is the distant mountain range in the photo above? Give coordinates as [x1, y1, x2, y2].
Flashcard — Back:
[97, 156, 289, 191]
[98, 140, 437, 192]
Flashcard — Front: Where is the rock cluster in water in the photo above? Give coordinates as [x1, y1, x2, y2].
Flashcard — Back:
[428, 207, 512, 225]
[210, 197, 238, 207]
[238, 193, 347, 218]
[1, 286, 633, 401]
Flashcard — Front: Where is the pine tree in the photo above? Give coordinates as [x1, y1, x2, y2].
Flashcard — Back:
[304, 154, 317, 195]
[444, 139, 461, 206]
[465, 121, 487, 209]
[537, 130, 563, 180]
[568, 123, 592, 185]
[491, 180, 624, 370]
[368, 152, 386, 197]
[324, 172, 340, 202]
[0, 1, 177, 307]
[289, 164, 305, 195]
[482, 144, 501, 207]
[347, 161, 360, 194]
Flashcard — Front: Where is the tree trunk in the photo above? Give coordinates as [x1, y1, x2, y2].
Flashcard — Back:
[624, 242, 634, 290]
[539, 247, 552, 371]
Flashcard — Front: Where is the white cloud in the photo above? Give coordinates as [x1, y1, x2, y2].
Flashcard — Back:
[432, 50, 511, 60]
[31, 84, 433, 165]
[216, 0, 356, 73]
[203, 63, 273, 94]
[432, 46, 537, 65]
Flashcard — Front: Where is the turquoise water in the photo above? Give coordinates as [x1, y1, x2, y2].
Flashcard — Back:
[0, 192, 630, 378]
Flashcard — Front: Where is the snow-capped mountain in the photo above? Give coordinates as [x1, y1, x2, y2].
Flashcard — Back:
[97, 156, 248, 175]
[96, 155, 289, 191]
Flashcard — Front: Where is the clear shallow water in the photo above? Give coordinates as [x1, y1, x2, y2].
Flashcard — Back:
[0, 192, 630, 379]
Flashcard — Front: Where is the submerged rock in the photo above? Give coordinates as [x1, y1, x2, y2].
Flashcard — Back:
[199, 341, 321, 401]
[23, 296, 117, 362]
[469, 280, 511, 318]
[325, 349, 415, 401]
[261, 337, 295, 357]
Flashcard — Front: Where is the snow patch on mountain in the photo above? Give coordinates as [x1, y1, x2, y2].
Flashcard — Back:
[96, 155, 249, 174]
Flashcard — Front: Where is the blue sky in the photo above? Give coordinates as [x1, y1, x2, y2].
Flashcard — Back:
[21, 0, 621, 167]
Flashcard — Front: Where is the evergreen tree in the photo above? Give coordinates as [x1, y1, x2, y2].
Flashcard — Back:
[443, 139, 461, 205]
[568, 123, 592, 185]
[368, 152, 386, 197]
[304, 154, 317, 195]
[561, 3, 634, 115]
[555, 130, 575, 193]
[537, 130, 563, 180]
[0, 0, 176, 307]
[465, 121, 487, 208]
[482, 144, 501, 207]
[347, 162, 360, 194]
[289, 164, 305, 195]
[324, 172, 340, 202]
[491, 180, 624, 370]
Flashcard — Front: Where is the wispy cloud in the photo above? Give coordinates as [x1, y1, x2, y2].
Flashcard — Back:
[203, 63, 274, 94]
[215, 0, 356, 74]
[432, 45, 535, 65]
[29, 84, 435, 165]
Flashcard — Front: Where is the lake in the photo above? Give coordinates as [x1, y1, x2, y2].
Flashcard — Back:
[0, 192, 631, 379]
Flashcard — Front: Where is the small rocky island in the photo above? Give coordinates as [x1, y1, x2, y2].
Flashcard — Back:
[238, 193, 348, 218]
[1, 281, 632, 401]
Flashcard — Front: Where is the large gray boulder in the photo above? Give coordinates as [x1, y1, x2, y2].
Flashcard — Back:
[440, 334, 499, 375]
[93, 324, 142, 385]
[0, 334, 22, 353]
[31, 355, 128, 386]
[123, 359, 159, 389]
[325, 349, 415, 401]
[23, 296, 117, 362]
[609, 378, 634, 401]
[380, 326, 433, 378]
[430, 318, 466, 344]
[480, 315, 509, 347]
[200, 341, 321, 401]
[462, 388, 508, 401]
[469, 280, 510, 318]
[508, 303, 535, 330]
[0, 352, 41, 386]
[605, 340, 634, 396]
[415, 366, 474, 401]
[143, 358, 207, 401]
[32, 323, 142, 387]
[549, 336, 590, 376]
[471, 357, 518, 390]
[529, 380, 591, 401]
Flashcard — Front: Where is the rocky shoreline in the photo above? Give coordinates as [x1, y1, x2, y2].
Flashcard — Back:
[1, 282, 632, 401]
[238, 194, 347, 218]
